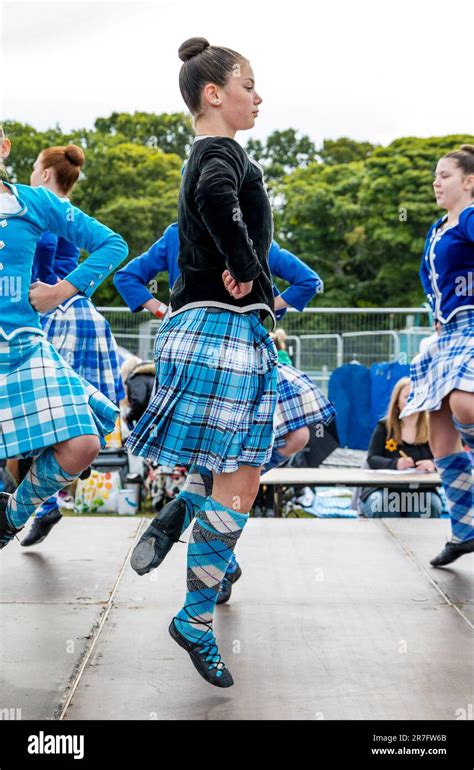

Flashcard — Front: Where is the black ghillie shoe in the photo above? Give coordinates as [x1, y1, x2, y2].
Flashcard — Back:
[168, 618, 234, 688]
[430, 538, 474, 567]
[216, 564, 243, 605]
[0, 493, 24, 550]
[130, 497, 191, 576]
[21, 508, 63, 547]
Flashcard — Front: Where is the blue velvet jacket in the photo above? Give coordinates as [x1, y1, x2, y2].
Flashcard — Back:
[114, 222, 322, 320]
[419, 204, 474, 323]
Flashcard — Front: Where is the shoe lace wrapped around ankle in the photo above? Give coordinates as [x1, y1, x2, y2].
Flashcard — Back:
[189, 621, 226, 673]
[197, 638, 226, 672]
[175, 615, 227, 675]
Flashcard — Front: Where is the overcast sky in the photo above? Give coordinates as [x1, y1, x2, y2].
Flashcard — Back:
[1, 0, 473, 148]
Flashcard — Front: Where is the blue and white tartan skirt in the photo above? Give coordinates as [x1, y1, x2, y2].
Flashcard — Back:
[125, 307, 279, 474]
[273, 363, 336, 448]
[0, 333, 119, 460]
[401, 309, 474, 416]
[41, 297, 125, 403]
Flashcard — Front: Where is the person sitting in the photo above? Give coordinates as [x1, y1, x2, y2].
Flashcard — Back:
[359, 377, 442, 518]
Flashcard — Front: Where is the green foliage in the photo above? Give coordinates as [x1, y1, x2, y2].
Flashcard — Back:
[245, 128, 319, 186]
[275, 134, 474, 306]
[2, 120, 64, 183]
[93, 111, 194, 158]
[318, 137, 377, 165]
[3, 115, 473, 308]
[5, 114, 185, 305]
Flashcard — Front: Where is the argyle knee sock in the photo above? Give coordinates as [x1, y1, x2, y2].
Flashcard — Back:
[174, 496, 249, 649]
[434, 452, 474, 543]
[180, 469, 242, 578]
[173, 465, 213, 538]
[6, 448, 77, 529]
[262, 446, 288, 474]
[453, 417, 474, 452]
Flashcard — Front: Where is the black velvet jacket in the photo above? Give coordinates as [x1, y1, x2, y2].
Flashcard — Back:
[169, 135, 276, 329]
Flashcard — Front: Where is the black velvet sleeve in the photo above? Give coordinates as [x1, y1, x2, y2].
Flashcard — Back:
[366, 421, 399, 470]
[194, 139, 263, 284]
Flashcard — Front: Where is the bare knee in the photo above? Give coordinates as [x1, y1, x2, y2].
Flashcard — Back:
[240, 481, 261, 511]
[55, 435, 101, 474]
[227, 480, 260, 513]
[283, 427, 310, 455]
[429, 404, 462, 458]
[449, 390, 474, 425]
[81, 436, 101, 466]
[212, 466, 261, 512]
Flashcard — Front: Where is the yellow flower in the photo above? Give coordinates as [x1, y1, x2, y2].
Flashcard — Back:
[385, 438, 398, 452]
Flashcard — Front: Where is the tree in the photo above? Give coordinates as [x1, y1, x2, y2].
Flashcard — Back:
[275, 160, 369, 305]
[93, 111, 194, 159]
[245, 129, 318, 188]
[318, 137, 377, 165]
[4, 117, 473, 308]
[276, 134, 474, 306]
[2, 120, 64, 183]
[72, 141, 181, 213]
[357, 134, 473, 305]
[73, 142, 182, 306]
[3, 117, 182, 306]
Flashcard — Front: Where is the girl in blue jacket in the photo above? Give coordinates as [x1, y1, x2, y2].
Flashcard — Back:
[0, 128, 128, 550]
[400, 144, 474, 567]
[17, 144, 125, 548]
[114, 222, 335, 601]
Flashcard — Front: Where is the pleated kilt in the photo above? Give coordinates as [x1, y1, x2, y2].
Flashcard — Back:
[0, 332, 119, 460]
[125, 307, 279, 474]
[401, 309, 474, 416]
[273, 362, 336, 448]
[41, 297, 124, 403]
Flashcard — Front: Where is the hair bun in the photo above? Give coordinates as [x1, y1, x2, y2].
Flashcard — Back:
[178, 37, 210, 62]
[460, 144, 474, 155]
[64, 144, 85, 167]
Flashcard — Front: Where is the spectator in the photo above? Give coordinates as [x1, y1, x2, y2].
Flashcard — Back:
[359, 377, 442, 518]
[270, 328, 293, 366]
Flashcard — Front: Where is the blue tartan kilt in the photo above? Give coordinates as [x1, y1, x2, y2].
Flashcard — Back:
[41, 297, 124, 403]
[401, 309, 474, 416]
[273, 363, 336, 448]
[0, 333, 119, 460]
[125, 307, 279, 474]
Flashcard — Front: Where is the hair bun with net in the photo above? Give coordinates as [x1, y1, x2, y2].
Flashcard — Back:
[178, 37, 210, 62]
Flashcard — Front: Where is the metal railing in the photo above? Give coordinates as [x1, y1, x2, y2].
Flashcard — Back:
[99, 306, 435, 394]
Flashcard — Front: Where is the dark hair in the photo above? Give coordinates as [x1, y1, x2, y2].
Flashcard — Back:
[443, 144, 474, 176]
[178, 36, 248, 116]
[39, 144, 85, 195]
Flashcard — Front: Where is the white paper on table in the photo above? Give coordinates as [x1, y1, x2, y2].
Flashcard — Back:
[368, 468, 430, 475]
